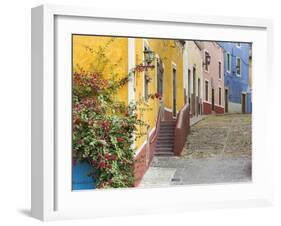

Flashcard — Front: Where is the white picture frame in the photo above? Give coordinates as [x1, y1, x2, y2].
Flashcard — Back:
[31, 4, 274, 221]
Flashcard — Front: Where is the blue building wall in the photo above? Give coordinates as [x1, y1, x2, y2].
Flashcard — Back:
[218, 42, 252, 113]
[72, 160, 96, 190]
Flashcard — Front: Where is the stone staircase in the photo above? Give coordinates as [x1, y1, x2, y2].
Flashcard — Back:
[155, 120, 176, 156]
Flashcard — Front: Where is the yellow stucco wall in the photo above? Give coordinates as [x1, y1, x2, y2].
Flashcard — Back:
[73, 35, 185, 151]
[187, 41, 203, 97]
[134, 38, 185, 148]
[72, 35, 128, 104]
[146, 39, 184, 111]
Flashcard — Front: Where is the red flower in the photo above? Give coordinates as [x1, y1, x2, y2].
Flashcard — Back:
[99, 161, 105, 169]
[110, 155, 117, 161]
[74, 117, 81, 125]
[77, 139, 83, 145]
[105, 153, 110, 160]
[101, 121, 110, 130]
[107, 164, 112, 170]
[91, 159, 97, 166]
[117, 137, 124, 143]
[154, 92, 162, 100]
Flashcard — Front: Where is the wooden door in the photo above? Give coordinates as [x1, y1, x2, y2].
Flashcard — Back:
[157, 59, 163, 96]
[212, 88, 215, 111]
[188, 69, 191, 106]
[242, 93, 246, 113]
[172, 68, 177, 117]
[192, 67, 196, 115]
[225, 89, 228, 113]
[157, 59, 164, 120]
[198, 78, 201, 115]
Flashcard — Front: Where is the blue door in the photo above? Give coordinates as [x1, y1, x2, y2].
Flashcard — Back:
[72, 161, 96, 190]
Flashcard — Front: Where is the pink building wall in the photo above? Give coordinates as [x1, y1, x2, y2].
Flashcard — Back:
[201, 42, 224, 114]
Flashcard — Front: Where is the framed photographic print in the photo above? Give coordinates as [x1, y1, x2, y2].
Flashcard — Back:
[31, 4, 274, 221]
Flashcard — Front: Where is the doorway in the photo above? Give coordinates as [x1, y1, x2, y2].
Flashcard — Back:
[157, 59, 164, 120]
[242, 93, 246, 113]
[225, 89, 228, 113]
[172, 67, 177, 117]
[192, 67, 196, 116]
[188, 69, 191, 107]
[211, 88, 215, 111]
[198, 78, 201, 115]
[157, 59, 164, 96]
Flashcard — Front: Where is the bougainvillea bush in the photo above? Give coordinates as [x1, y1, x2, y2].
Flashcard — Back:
[72, 38, 161, 188]
[72, 39, 152, 188]
[72, 68, 146, 188]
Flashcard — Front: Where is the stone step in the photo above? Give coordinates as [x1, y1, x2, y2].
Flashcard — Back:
[156, 140, 174, 145]
[159, 128, 175, 131]
[155, 145, 174, 149]
[160, 123, 176, 126]
[155, 147, 174, 152]
[154, 151, 174, 156]
[159, 129, 175, 132]
[160, 121, 176, 126]
[159, 132, 175, 135]
[161, 120, 176, 123]
[160, 130, 175, 133]
[157, 136, 174, 140]
[157, 136, 175, 140]
[157, 134, 174, 138]
[156, 141, 174, 145]
[158, 134, 174, 137]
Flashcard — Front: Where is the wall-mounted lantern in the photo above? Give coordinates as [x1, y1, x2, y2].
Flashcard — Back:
[134, 46, 155, 72]
[143, 47, 155, 65]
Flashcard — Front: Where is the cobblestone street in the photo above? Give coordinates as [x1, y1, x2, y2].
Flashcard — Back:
[140, 114, 252, 187]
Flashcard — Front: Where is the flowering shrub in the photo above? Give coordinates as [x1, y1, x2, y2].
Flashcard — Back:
[73, 94, 141, 188]
[72, 39, 154, 188]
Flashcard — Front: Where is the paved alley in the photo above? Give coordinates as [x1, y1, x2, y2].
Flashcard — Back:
[140, 114, 252, 187]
